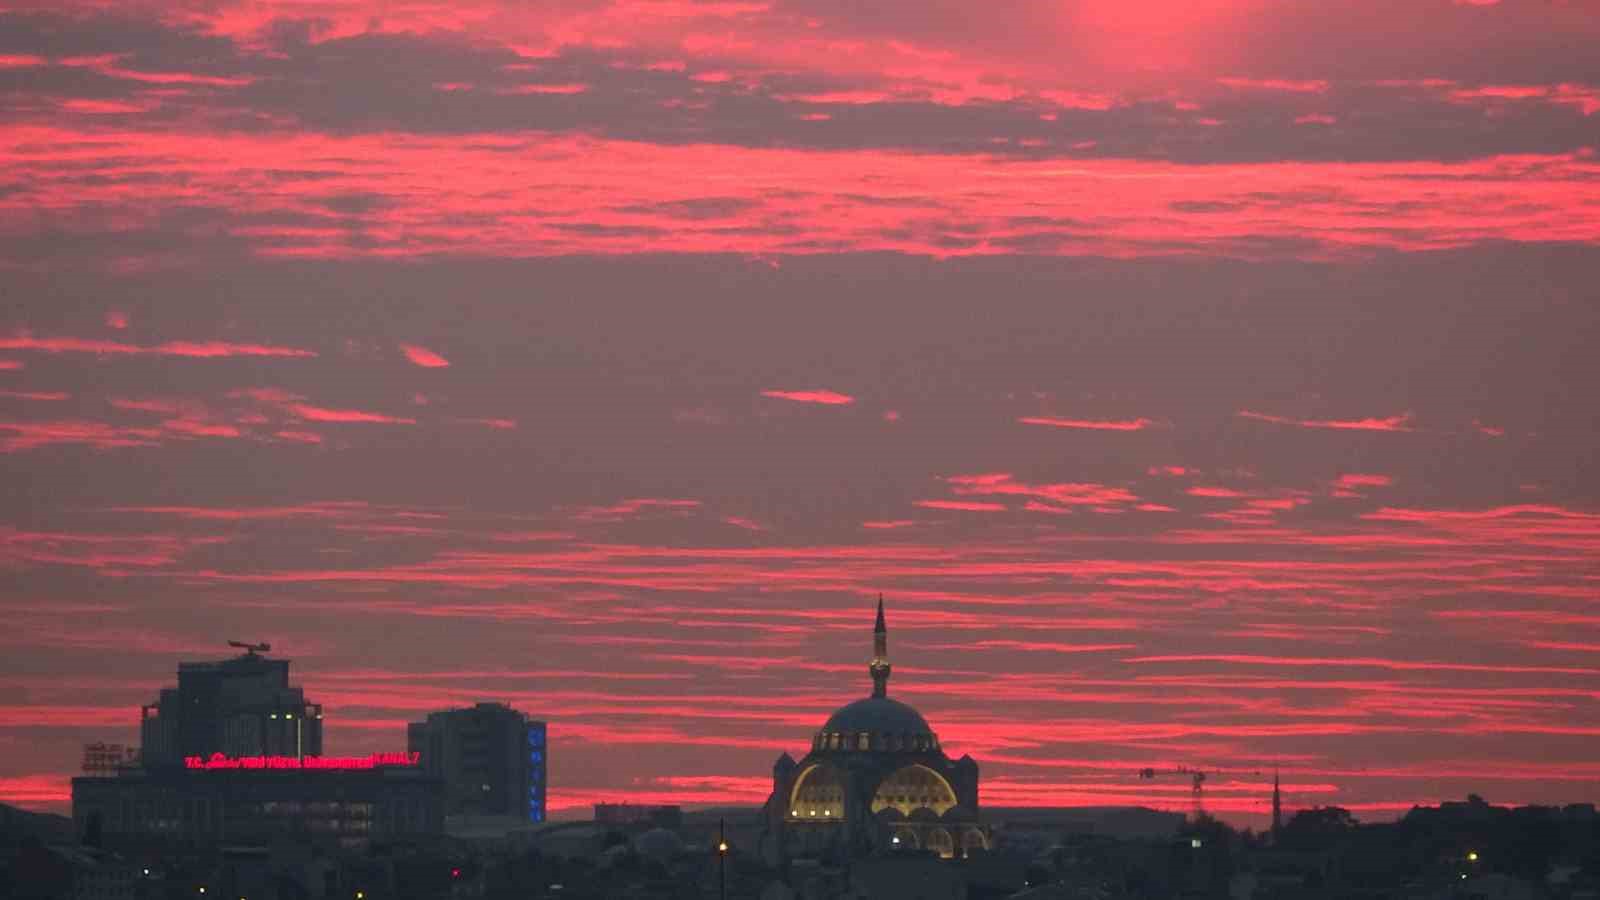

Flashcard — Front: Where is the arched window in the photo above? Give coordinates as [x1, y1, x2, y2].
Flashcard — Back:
[857, 732, 870, 751]
[789, 764, 846, 820]
[870, 765, 959, 818]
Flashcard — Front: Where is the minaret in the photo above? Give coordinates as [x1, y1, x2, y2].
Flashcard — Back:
[1271, 768, 1283, 844]
[870, 594, 891, 698]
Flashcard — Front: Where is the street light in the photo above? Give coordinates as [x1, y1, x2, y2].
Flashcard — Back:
[717, 818, 728, 900]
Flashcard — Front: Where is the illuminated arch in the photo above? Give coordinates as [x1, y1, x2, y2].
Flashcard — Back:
[962, 827, 988, 853]
[788, 763, 846, 820]
[869, 764, 958, 818]
[925, 826, 955, 859]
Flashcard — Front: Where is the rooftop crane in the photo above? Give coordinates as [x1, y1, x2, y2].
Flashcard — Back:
[227, 640, 271, 655]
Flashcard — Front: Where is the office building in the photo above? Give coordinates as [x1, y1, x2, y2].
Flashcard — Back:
[407, 702, 547, 823]
[73, 644, 442, 849]
[140, 641, 323, 766]
[72, 755, 442, 848]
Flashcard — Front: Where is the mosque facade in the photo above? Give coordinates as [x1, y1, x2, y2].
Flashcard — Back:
[762, 598, 987, 860]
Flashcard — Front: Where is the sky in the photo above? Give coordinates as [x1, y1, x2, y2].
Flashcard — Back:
[2, 0, 1599, 828]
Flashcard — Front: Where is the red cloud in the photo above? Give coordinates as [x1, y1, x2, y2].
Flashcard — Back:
[399, 343, 450, 368]
[0, 775, 70, 806]
[274, 430, 324, 444]
[760, 390, 855, 405]
[946, 472, 1140, 508]
[104, 311, 129, 329]
[1237, 410, 1416, 432]
[291, 404, 415, 424]
[229, 388, 415, 425]
[1019, 416, 1156, 431]
[914, 500, 1007, 512]
[105, 502, 369, 520]
[1124, 654, 1593, 676]
[0, 390, 69, 401]
[0, 335, 315, 359]
[1, 420, 161, 451]
[1335, 474, 1393, 488]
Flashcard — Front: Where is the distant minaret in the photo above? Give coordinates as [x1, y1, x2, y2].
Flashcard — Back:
[870, 594, 891, 698]
[1271, 768, 1283, 843]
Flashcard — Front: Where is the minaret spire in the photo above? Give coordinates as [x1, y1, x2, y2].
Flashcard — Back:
[870, 594, 891, 698]
[1271, 767, 1283, 844]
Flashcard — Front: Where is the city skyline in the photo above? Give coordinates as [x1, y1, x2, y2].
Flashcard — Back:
[4, 0, 1600, 831]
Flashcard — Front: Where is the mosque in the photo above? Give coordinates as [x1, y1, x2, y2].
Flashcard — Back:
[762, 598, 988, 860]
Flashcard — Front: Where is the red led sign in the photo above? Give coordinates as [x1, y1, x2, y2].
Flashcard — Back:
[183, 752, 419, 770]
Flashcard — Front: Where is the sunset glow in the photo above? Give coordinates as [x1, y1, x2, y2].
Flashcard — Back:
[2, 0, 1599, 830]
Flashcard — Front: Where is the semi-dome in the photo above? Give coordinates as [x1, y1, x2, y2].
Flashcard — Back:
[822, 696, 931, 736]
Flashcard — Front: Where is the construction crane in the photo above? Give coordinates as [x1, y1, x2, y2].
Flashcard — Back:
[1137, 766, 1211, 821]
[227, 640, 271, 655]
[1137, 766, 1264, 821]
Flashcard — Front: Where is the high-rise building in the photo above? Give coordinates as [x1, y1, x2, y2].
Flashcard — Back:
[139, 642, 323, 766]
[407, 703, 547, 823]
[78, 644, 440, 849]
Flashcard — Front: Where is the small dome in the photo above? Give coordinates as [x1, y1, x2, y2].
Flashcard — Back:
[822, 696, 932, 736]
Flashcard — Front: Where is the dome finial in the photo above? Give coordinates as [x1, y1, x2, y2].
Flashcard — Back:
[870, 594, 891, 698]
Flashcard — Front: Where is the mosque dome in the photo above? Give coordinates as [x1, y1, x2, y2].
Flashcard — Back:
[807, 596, 942, 754]
[822, 696, 931, 736]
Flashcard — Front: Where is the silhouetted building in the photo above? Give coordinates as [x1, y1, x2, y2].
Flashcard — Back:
[73, 644, 441, 850]
[72, 759, 442, 849]
[762, 597, 986, 861]
[407, 702, 547, 823]
[140, 642, 323, 766]
[594, 803, 684, 828]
